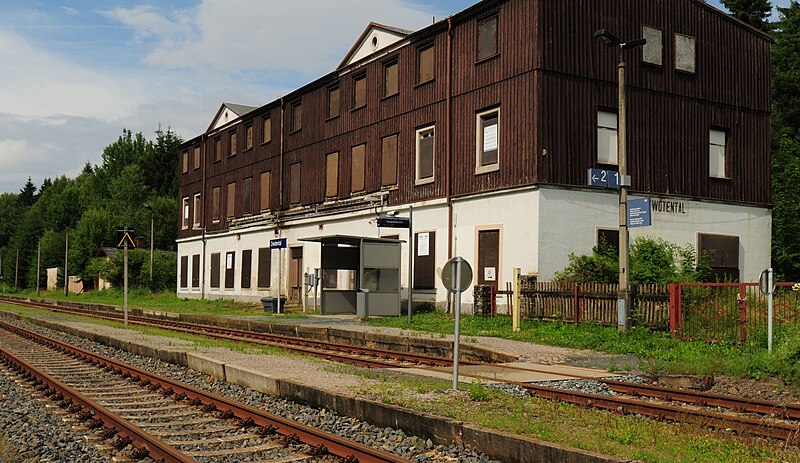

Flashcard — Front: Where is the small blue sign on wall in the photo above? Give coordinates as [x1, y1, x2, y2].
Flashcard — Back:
[628, 198, 652, 228]
[587, 168, 620, 189]
[270, 238, 287, 249]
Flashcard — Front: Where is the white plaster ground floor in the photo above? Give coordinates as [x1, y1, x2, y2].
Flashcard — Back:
[176, 186, 771, 307]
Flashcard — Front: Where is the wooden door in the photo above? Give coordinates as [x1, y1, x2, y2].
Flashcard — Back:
[290, 246, 303, 300]
[478, 230, 500, 289]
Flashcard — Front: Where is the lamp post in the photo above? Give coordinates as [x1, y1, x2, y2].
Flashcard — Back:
[144, 204, 154, 287]
[594, 29, 646, 333]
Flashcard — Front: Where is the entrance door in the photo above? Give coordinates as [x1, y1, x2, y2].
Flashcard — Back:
[290, 246, 303, 300]
[478, 229, 500, 290]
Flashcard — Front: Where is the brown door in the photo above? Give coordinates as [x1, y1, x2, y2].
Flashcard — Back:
[290, 246, 303, 300]
[413, 231, 435, 289]
[478, 230, 500, 290]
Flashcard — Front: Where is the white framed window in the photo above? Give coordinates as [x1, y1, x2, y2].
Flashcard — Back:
[476, 107, 499, 174]
[181, 197, 189, 230]
[597, 110, 618, 165]
[415, 126, 435, 184]
[709, 129, 727, 178]
[193, 193, 201, 229]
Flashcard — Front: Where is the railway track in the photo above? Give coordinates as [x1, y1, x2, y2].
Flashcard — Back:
[2, 296, 800, 444]
[0, 319, 412, 463]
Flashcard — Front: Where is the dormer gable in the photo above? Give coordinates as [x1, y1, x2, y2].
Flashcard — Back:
[338, 22, 413, 70]
[208, 102, 258, 132]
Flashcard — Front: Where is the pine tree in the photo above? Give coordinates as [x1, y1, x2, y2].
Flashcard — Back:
[721, 0, 773, 32]
[18, 177, 37, 207]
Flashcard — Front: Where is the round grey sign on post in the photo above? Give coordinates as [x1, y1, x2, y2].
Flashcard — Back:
[442, 257, 473, 293]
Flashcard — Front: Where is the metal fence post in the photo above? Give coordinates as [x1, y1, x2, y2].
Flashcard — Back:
[738, 283, 747, 345]
[668, 283, 678, 337]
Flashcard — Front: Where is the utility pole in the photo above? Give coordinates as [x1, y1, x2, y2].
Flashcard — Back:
[36, 241, 41, 295]
[145, 204, 154, 287]
[124, 227, 129, 327]
[15, 248, 19, 288]
[64, 230, 69, 297]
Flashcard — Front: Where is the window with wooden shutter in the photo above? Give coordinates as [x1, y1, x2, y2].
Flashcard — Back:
[212, 187, 220, 222]
[242, 177, 252, 215]
[191, 254, 200, 288]
[227, 182, 236, 219]
[384, 61, 398, 97]
[326, 152, 339, 198]
[229, 131, 237, 156]
[210, 253, 220, 288]
[193, 146, 201, 169]
[262, 117, 271, 143]
[354, 74, 366, 108]
[416, 126, 435, 183]
[381, 134, 398, 186]
[476, 108, 499, 172]
[180, 256, 188, 288]
[351, 144, 365, 193]
[328, 86, 340, 118]
[290, 162, 301, 205]
[224, 251, 235, 289]
[182, 151, 188, 173]
[418, 45, 434, 83]
[241, 249, 252, 289]
[257, 247, 271, 288]
[260, 171, 271, 211]
[214, 138, 222, 162]
[477, 15, 498, 60]
[245, 124, 253, 150]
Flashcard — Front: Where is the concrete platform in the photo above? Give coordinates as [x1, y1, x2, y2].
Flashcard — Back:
[396, 362, 621, 385]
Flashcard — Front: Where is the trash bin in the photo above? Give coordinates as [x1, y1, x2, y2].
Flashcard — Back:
[260, 296, 287, 313]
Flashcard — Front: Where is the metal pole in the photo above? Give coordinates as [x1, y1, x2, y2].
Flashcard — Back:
[149, 212, 154, 286]
[768, 267, 774, 353]
[617, 58, 631, 333]
[64, 232, 69, 297]
[124, 233, 129, 327]
[407, 205, 413, 324]
[302, 271, 307, 313]
[15, 248, 19, 288]
[277, 234, 282, 314]
[512, 267, 521, 332]
[36, 241, 41, 295]
[452, 257, 462, 391]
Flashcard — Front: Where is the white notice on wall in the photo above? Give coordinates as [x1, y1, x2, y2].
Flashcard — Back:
[418, 232, 430, 256]
[484, 267, 496, 282]
[483, 124, 498, 151]
[226, 254, 233, 270]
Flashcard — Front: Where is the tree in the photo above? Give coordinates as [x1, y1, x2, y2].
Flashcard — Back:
[722, 0, 773, 31]
[18, 177, 37, 207]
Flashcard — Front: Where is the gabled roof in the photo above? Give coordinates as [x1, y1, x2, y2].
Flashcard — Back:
[97, 247, 117, 259]
[207, 102, 258, 133]
[337, 22, 414, 70]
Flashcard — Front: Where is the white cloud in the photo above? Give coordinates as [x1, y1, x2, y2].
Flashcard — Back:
[60, 6, 78, 16]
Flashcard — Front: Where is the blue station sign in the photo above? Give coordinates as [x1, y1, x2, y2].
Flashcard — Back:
[628, 198, 652, 228]
[269, 238, 287, 249]
[377, 216, 411, 228]
[587, 168, 620, 190]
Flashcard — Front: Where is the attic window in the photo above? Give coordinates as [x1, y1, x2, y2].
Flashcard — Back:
[371, 36, 379, 50]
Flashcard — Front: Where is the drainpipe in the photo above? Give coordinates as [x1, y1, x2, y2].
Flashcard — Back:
[200, 133, 207, 300]
[279, 98, 285, 212]
[446, 18, 454, 261]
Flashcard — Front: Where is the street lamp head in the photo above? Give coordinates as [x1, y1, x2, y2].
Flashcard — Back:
[144, 204, 152, 212]
[594, 29, 621, 47]
[622, 37, 647, 50]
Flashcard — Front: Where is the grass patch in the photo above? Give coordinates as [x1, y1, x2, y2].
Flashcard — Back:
[0, 434, 22, 463]
[370, 313, 800, 384]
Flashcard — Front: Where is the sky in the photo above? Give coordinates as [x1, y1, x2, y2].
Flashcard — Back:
[0, 0, 789, 194]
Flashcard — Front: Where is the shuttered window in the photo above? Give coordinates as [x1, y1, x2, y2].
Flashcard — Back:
[290, 162, 301, 205]
[180, 256, 188, 288]
[245, 124, 253, 150]
[214, 138, 222, 162]
[597, 110, 618, 165]
[212, 187, 220, 222]
[262, 117, 271, 143]
[477, 16, 498, 60]
[193, 146, 201, 169]
[351, 144, 365, 193]
[698, 234, 739, 281]
[384, 61, 398, 97]
[477, 108, 499, 171]
[291, 101, 302, 132]
[709, 129, 727, 178]
[182, 151, 188, 173]
[260, 171, 271, 211]
[229, 131, 237, 156]
[381, 134, 398, 187]
[241, 249, 252, 289]
[227, 182, 236, 219]
[326, 152, 339, 198]
[242, 177, 252, 215]
[354, 74, 366, 108]
[257, 247, 271, 288]
[413, 231, 435, 289]
[418, 46, 434, 83]
[191, 254, 200, 288]
[224, 251, 235, 289]
[416, 126, 435, 183]
[210, 253, 220, 288]
[328, 86, 340, 118]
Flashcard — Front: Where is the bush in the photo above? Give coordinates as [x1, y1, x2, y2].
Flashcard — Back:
[82, 249, 176, 292]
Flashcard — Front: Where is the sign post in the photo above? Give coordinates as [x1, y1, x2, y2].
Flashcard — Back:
[270, 237, 287, 313]
[759, 268, 775, 353]
[116, 228, 136, 327]
[441, 257, 473, 390]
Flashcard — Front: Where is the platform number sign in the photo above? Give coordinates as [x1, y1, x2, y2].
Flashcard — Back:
[587, 168, 620, 189]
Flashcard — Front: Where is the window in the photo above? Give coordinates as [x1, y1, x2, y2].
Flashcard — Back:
[181, 197, 189, 229]
[597, 229, 619, 257]
[227, 182, 236, 219]
[353, 74, 366, 108]
[245, 124, 253, 150]
[476, 108, 499, 172]
[290, 162, 301, 205]
[193, 146, 201, 170]
[229, 131, 237, 156]
[418, 45, 434, 83]
[326, 152, 339, 198]
[224, 251, 235, 289]
[260, 171, 271, 211]
[262, 117, 272, 143]
[351, 144, 365, 193]
[243, 177, 253, 215]
[212, 186, 220, 223]
[257, 247, 271, 288]
[193, 193, 201, 229]
[413, 231, 435, 289]
[675, 33, 696, 74]
[181, 151, 188, 173]
[597, 110, 618, 164]
[709, 129, 727, 178]
[415, 126, 435, 183]
[328, 86, 340, 118]
[180, 256, 188, 288]
[381, 134, 398, 187]
[698, 234, 739, 281]
[477, 15, 498, 60]
[384, 60, 398, 97]
[241, 249, 252, 289]
[210, 253, 220, 288]
[290, 101, 302, 132]
[642, 26, 663, 66]
[191, 255, 200, 288]
[214, 138, 222, 162]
